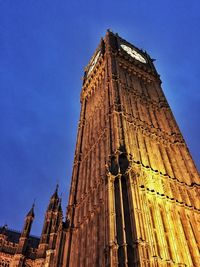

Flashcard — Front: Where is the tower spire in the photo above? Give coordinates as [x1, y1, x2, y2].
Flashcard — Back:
[50, 183, 59, 199]
[26, 202, 35, 218]
[21, 203, 35, 238]
[36, 185, 63, 265]
[11, 204, 35, 266]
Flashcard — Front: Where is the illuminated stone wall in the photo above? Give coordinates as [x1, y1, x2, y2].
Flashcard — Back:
[64, 31, 200, 267]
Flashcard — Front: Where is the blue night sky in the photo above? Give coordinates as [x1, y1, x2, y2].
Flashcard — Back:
[0, 1, 199, 236]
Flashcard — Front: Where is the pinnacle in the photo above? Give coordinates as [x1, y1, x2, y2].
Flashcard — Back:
[51, 184, 59, 199]
[26, 203, 35, 218]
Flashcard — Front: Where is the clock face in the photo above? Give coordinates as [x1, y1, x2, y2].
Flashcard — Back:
[87, 51, 101, 75]
[120, 44, 146, 64]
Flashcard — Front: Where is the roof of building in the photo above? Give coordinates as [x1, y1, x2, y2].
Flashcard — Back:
[0, 226, 40, 249]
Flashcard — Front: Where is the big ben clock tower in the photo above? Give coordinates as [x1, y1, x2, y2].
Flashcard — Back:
[62, 30, 200, 267]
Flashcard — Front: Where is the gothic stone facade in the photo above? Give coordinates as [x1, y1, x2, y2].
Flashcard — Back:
[63, 31, 200, 267]
[0, 31, 199, 267]
[0, 187, 67, 267]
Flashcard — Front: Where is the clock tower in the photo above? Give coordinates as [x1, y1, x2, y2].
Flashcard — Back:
[62, 30, 200, 267]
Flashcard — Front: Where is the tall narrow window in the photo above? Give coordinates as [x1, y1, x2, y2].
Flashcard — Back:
[121, 176, 134, 266]
[114, 178, 125, 266]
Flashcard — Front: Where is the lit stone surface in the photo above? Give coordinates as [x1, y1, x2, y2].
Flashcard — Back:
[64, 31, 200, 267]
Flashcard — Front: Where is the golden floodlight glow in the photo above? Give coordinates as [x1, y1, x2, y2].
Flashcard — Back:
[64, 31, 200, 267]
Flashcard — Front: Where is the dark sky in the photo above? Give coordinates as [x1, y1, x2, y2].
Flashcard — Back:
[0, 0, 199, 236]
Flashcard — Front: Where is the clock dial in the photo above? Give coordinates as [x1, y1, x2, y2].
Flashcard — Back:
[120, 44, 146, 63]
[88, 51, 101, 75]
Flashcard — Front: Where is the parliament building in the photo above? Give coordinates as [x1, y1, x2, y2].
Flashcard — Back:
[0, 31, 199, 267]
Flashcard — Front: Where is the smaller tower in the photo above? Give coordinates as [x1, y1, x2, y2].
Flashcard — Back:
[36, 185, 63, 267]
[20, 203, 35, 240]
[52, 198, 70, 267]
[11, 204, 35, 267]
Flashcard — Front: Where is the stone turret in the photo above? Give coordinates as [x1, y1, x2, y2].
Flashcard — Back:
[36, 185, 63, 266]
[10, 204, 35, 267]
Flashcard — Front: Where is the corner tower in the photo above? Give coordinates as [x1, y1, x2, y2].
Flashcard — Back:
[64, 31, 200, 267]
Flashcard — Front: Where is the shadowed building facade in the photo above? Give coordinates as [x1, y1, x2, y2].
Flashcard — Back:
[0, 187, 66, 267]
[0, 31, 199, 266]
